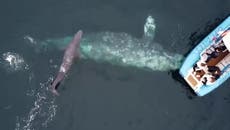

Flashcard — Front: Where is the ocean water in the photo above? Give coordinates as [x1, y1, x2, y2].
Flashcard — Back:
[0, 0, 230, 130]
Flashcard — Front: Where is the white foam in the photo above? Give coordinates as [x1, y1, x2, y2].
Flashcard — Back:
[1, 52, 29, 72]
[15, 77, 57, 130]
[59, 65, 66, 73]
[24, 35, 36, 45]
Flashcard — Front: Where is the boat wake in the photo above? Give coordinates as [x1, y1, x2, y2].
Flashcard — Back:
[25, 15, 183, 71]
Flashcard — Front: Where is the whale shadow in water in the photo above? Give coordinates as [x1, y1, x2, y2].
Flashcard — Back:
[169, 69, 197, 99]
[185, 15, 229, 57]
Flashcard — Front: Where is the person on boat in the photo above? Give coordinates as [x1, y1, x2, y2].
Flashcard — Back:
[201, 66, 220, 85]
[193, 61, 207, 71]
[208, 66, 221, 79]
[193, 64, 201, 78]
[210, 48, 220, 57]
[193, 69, 203, 78]
[201, 77, 208, 85]
[208, 65, 220, 74]
[200, 53, 209, 62]
[193, 64, 199, 71]
[201, 48, 221, 62]
[192, 61, 208, 78]
[197, 61, 208, 71]
[217, 41, 227, 51]
[201, 73, 216, 85]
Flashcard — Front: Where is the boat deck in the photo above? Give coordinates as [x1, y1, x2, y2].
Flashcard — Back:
[186, 48, 229, 91]
[186, 74, 199, 90]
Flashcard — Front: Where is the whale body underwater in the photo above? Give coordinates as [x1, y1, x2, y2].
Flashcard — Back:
[40, 32, 183, 72]
[50, 30, 83, 95]
[25, 16, 183, 75]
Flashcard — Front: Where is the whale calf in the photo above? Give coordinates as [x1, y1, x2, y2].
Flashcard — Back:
[50, 30, 83, 95]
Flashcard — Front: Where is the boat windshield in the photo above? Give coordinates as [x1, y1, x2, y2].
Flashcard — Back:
[223, 32, 230, 51]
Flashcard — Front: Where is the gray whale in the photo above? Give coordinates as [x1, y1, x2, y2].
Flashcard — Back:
[50, 30, 83, 95]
